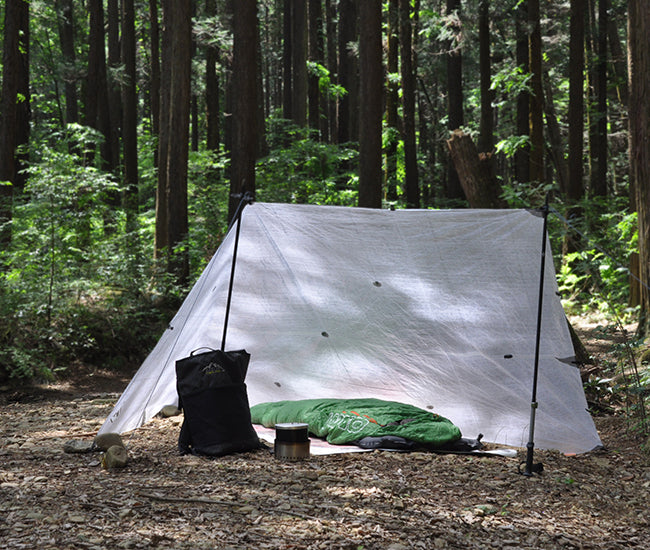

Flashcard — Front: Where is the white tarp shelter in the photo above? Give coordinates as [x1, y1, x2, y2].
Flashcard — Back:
[99, 203, 602, 454]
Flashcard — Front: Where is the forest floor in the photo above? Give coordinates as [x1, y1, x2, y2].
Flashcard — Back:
[1, 317, 649, 550]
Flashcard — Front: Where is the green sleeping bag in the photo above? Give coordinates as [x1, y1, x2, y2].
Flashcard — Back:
[250, 398, 461, 447]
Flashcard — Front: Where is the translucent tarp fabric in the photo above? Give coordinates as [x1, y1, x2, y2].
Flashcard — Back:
[99, 203, 602, 454]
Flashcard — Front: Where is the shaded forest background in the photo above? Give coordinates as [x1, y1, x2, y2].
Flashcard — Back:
[1, 0, 649, 436]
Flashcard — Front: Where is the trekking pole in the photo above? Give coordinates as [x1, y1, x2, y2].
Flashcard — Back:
[221, 192, 254, 352]
[522, 195, 549, 476]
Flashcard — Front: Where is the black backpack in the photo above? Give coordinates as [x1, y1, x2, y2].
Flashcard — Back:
[176, 348, 261, 456]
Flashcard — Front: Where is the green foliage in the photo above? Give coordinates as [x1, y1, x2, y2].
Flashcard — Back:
[491, 66, 532, 99]
[258, 117, 359, 206]
[555, 198, 637, 319]
[495, 135, 530, 160]
[0, 128, 171, 382]
[187, 148, 231, 268]
[307, 61, 347, 100]
[500, 179, 553, 209]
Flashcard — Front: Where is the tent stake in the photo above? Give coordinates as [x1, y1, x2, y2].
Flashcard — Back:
[221, 192, 254, 352]
[522, 197, 549, 477]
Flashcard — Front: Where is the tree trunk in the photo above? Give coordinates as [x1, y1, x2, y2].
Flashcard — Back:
[590, 0, 608, 197]
[0, 0, 24, 246]
[148, 0, 161, 143]
[358, 0, 383, 209]
[528, 0, 544, 184]
[568, 0, 585, 203]
[385, 0, 399, 202]
[205, 0, 220, 151]
[308, 0, 324, 136]
[515, 0, 529, 184]
[585, 0, 597, 195]
[447, 130, 504, 209]
[445, 0, 464, 200]
[291, 0, 307, 127]
[478, 0, 493, 154]
[229, 0, 259, 221]
[190, 2, 199, 153]
[14, 0, 29, 193]
[107, 0, 121, 172]
[55, 0, 78, 126]
[629, 0, 650, 334]
[85, 1, 100, 137]
[401, 0, 419, 208]
[337, 0, 357, 143]
[325, 0, 337, 142]
[543, 72, 569, 195]
[282, 0, 292, 120]
[87, 0, 113, 171]
[122, 0, 139, 232]
[155, 0, 172, 260]
[606, 0, 627, 106]
[165, 0, 192, 282]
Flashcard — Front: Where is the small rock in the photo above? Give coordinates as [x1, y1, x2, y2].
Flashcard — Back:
[102, 445, 128, 469]
[63, 440, 95, 454]
[160, 405, 181, 418]
[94, 432, 124, 451]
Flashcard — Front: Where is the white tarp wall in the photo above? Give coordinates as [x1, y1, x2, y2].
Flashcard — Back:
[99, 203, 602, 454]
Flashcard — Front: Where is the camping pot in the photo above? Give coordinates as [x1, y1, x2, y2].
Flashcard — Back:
[274, 423, 310, 460]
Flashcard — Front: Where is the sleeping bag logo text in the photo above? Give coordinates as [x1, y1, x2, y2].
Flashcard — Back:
[325, 410, 372, 435]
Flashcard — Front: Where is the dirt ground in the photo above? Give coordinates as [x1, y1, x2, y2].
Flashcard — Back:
[1, 320, 649, 550]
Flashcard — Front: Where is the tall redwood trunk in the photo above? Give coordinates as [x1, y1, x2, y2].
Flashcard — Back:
[337, 0, 357, 143]
[55, 0, 78, 126]
[155, 0, 172, 259]
[445, 0, 464, 200]
[478, 0, 493, 154]
[107, 0, 121, 172]
[291, 0, 307, 127]
[308, 0, 324, 135]
[230, 0, 259, 220]
[358, 0, 383, 208]
[205, 0, 220, 150]
[282, 0, 292, 120]
[149, 0, 161, 147]
[568, 0, 585, 203]
[629, 0, 650, 333]
[122, 0, 139, 231]
[515, 0, 530, 184]
[165, 0, 192, 282]
[591, 0, 608, 197]
[528, 0, 544, 184]
[0, 0, 26, 246]
[325, 0, 337, 142]
[385, 0, 399, 201]
[401, 0, 419, 208]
